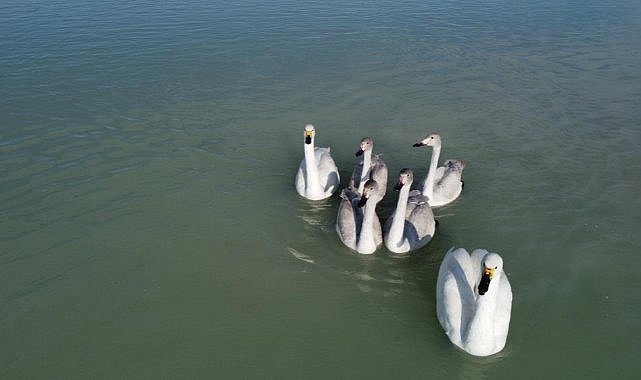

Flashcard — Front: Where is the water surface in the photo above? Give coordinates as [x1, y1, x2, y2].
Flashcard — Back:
[2, 0, 641, 378]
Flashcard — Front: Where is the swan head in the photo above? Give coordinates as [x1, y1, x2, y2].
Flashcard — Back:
[394, 168, 414, 190]
[304, 124, 315, 145]
[413, 133, 441, 147]
[478, 253, 503, 296]
[355, 137, 374, 156]
[357, 179, 381, 207]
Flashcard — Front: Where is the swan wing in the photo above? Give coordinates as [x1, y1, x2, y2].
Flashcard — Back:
[433, 160, 464, 202]
[494, 272, 512, 351]
[438, 272, 464, 347]
[295, 159, 306, 196]
[316, 147, 340, 194]
[373, 211, 383, 247]
[349, 161, 364, 191]
[336, 188, 359, 250]
[432, 166, 447, 185]
[437, 248, 477, 347]
[436, 160, 464, 183]
[370, 155, 388, 195]
[406, 197, 435, 242]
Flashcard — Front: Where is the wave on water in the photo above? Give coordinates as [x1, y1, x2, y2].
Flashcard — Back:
[287, 247, 315, 264]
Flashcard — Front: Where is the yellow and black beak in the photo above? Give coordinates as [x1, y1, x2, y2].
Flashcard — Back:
[477, 266, 495, 295]
[305, 130, 313, 144]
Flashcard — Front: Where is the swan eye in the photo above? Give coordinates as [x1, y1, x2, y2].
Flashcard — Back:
[494, 266, 498, 269]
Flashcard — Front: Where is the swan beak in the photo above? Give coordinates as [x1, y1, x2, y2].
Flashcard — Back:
[357, 196, 368, 208]
[478, 266, 494, 296]
[304, 131, 313, 144]
[394, 179, 403, 190]
[355, 148, 364, 157]
[413, 142, 425, 147]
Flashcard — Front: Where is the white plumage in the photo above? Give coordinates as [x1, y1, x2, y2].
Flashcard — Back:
[295, 124, 340, 200]
[436, 247, 512, 356]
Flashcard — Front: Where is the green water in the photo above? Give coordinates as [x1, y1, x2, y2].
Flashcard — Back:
[2, 0, 640, 378]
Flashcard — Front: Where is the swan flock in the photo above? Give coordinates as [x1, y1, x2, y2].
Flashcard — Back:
[294, 124, 512, 356]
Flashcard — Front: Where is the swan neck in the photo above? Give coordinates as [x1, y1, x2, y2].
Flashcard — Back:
[388, 185, 410, 245]
[463, 274, 501, 353]
[358, 149, 372, 194]
[357, 200, 378, 254]
[304, 142, 322, 196]
[423, 143, 441, 198]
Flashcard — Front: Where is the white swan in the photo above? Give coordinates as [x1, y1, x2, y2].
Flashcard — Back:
[413, 134, 465, 207]
[436, 247, 512, 356]
[336, 179, 383, 254]
[295, 124, 340, 200]
[349, 137, 388, 197]
[384, 168, 436, 253]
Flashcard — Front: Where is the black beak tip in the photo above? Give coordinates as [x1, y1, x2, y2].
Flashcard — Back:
[478, 275, 490, 296]
[393, 183, 402, 191]
[305, 136, 312, 144]
[355, 150, 363, 157]
[412, 143, 424, 147]
[357, 198, 367, 207]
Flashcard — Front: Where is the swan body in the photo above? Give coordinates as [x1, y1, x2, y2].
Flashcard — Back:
[295, 124, 340, 200]
[336, 180, 383, 254]
[384, 168, 436, 253]
[413, 134, 465, 207]
[349, 137, 388, 197]
[436, 247, 512, 356]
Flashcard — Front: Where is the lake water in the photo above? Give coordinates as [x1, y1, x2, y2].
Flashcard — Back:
[2, 0, 640, 378]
